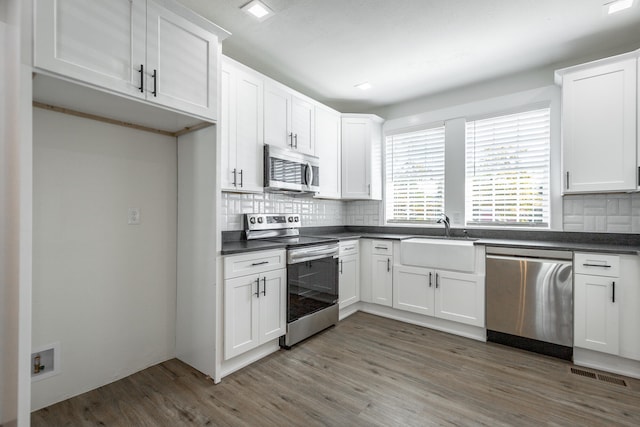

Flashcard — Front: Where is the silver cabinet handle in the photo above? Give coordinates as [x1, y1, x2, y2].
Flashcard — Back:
[232, 168, 237, 187]
[566, 171, 569, 190]
[288, 132, 294, 147]
[251, 261, 268, 266]
[239, 169, 244, 187]
[339, 259, 343, 274]
[254, 278, 260, 298]
[387, 258, 390, 272]
[374, 246, 387, 250]
[582, 263, 611, 268]
[262, 276, 266, 296]
[343, 245, 355, 251]
[152, 69, 157, 97]
[435, 273, 439, 289]
[429, 272, 432, 287]
[138, 64, 144, 93]
[612, 281, 615, 303]
[294, 133, 298, 148]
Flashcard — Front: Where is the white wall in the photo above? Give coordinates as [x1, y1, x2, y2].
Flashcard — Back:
[31, 108, 177, 411]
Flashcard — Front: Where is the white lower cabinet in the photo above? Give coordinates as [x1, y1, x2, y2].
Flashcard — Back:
[393, 265, 484, 327]
[393, 265, 435, 316]
[339, 241, 360, 309]
[223, 250, 286, 360]
[574, 274, 619, 355]
[371, 254, 393, 307]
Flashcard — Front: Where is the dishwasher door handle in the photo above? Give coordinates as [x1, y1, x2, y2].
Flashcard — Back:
[486, 254, 572, 265]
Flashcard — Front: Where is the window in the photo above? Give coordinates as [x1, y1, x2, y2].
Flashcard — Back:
[385, 126, 445, 223]
[465, 108, 550, 227]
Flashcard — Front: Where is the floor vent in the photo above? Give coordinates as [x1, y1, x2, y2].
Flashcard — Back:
[597, 374, 627, 387]
[570, 367, 597, 379]
[570, 367, 627, 387]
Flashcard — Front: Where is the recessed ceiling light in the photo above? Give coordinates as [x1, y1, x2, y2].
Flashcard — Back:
[605, 0, 634, 14]
[355, 82, 372, 91]
[241, 0, 273, 21]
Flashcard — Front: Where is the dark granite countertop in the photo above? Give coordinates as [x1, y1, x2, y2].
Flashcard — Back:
[221, 240, 288, 255]
[221, 226, 640, 256]
[474, 238, 640, 255]
[312, 232, 416, 241]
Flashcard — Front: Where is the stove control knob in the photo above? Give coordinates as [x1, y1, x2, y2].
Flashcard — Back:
[249, 217, 256, 224]
[288, 216, 294, 222]
[257, 217, 263, 224]
[294, 216, 299, 222]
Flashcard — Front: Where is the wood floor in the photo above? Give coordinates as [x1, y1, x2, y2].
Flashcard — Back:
[32, 312, 640, 426]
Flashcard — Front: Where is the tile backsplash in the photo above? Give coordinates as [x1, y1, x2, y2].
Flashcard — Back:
[223, 192, 640, 233]
[563, 193, 640, 233]
[221, 192, 347, 230]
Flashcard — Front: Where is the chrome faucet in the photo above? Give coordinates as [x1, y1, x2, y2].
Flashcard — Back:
[437, 213, 451, 238]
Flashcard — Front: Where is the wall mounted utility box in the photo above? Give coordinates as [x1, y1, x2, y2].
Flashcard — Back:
[31, 342, 60, 382]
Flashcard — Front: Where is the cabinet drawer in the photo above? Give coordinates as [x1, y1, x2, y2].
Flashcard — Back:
[371, 240, 393, 255]
[339, 240, 360, 256]
[224, 249, 286, 279]
[574, 253, 620, 277]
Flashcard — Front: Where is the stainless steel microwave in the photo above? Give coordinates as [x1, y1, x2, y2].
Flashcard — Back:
[264, 144, 319, 193]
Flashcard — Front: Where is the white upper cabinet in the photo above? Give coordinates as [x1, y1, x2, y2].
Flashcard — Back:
[146, 0, 219, 120]
[221, 57, 264, 192]
[341, 114, 383, 200]
[314, 105, 342, 199]
[264, 81, 315, 155]
[35, 0, 147, 98]
[557, 54, 638, 193]
[35, 0, 226, 121]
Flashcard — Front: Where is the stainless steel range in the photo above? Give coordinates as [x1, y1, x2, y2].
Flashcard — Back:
[245, 213, 339, 348]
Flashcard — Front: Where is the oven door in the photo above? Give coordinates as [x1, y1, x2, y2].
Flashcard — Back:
[287, 246, 339, 323]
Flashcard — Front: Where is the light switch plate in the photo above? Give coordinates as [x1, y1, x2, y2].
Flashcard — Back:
[128, 208, 140, 225]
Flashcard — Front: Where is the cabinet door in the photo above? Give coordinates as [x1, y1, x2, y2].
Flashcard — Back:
[234, 67, 264, 192]
[371, 255, 393, 307]
[147, 0, 218, 120]
[339, 254, 360, 309]
[34, 0, 146, 98]
[224, 275, 260, 360]
[393, 266, 434, 316]
[264, 83, 291, 149]
[259, 269, 286, 343]
[434, 270, 484, 327]
[291, 96, 315, 155]
[574, 274, 619, 355]
[562, 58, 637, 193]
[341, 118, 370, 198]
[220, 63, 236, 190]
[314, 106, 341, 199]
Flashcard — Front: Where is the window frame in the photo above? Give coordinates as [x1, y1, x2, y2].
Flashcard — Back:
[464, 106, 552, 228]
[383, 122, 446, 225]
[382, 86, 562, 230]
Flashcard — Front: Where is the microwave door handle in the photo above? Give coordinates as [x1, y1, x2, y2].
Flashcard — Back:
[305, 162, 313, 186]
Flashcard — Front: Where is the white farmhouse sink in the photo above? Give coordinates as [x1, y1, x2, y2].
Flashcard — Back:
[400, 238, 476, 272]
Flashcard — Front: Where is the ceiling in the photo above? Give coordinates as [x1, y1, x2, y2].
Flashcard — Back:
[177, 0, 640, 112]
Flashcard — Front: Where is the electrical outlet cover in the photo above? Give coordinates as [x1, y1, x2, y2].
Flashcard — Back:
[128, 207, 140, 225]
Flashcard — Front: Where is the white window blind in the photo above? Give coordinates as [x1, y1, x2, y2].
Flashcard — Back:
[465, 108, 550, 227]
[386, 126, 445, 223]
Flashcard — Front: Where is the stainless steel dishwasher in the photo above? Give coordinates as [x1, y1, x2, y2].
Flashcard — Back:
[486, 246, 573, 360]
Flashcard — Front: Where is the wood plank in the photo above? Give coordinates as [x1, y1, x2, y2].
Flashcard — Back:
[32, 312, 640, 426]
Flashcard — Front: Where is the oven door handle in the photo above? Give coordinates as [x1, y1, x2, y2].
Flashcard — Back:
[288, 246, 339, 264]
